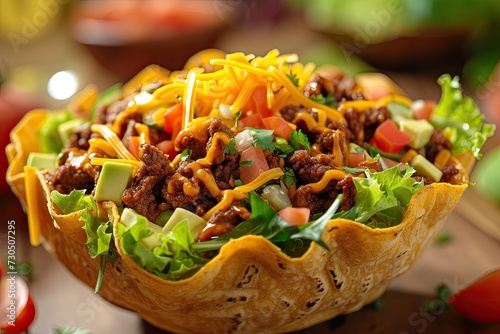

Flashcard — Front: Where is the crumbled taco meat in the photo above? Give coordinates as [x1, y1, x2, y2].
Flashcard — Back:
[303, 72, 364, 102]
[344, 106, 391, 145]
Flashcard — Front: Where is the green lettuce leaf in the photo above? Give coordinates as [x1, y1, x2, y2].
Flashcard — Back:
[432, 74, 496, 158]
[337, 165, 423, 228]
[116, 213, 208, 280]
[51, 190, 116, 293]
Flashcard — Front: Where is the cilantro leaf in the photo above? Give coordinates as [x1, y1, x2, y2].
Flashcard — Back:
[246, 127, 275, 151]
[432, 74, 495, 158]
[309, 93, 339, 108]
[343, 166, 366, 174]
[281, 167, 296, 188]
[180, 148, 192, 161]
[290, 130, 311, 151]
[223, 138, 238, 154]
[274, 136, 294, 157]
[287, 70, 299, 87]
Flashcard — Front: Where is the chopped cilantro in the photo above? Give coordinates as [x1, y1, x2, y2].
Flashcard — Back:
[287, 70, 299, 87]
[180, 148, 192, 161]
[223, 138, 238, 154]
[274, 136, 294, 157]
[233, 110, 242, 129]
[343, 166, 366, 174]
[290, 130, 311, 151]
[246, 127, 275, 151]
[281, 167, 296, 188]
[309, 93, 339, 108]
[240, 160, 254, 167]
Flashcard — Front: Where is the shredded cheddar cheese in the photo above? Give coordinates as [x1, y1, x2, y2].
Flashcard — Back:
[91, 157, 142, 169]
[90, 124, 138, 161]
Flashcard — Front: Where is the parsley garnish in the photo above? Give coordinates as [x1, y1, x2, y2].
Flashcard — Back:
[290, 130, 311, 151]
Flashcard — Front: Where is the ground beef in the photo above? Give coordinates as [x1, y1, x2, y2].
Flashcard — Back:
[344, 106, 391, 145]
[212, 153, 240, 190]
[198, 204, 251, 241]
[266, 152, 280, 169]
[303, 72, 364, 102]
[292, 183, 339, 215]
[176, 118, 233, 160]
[51, 164, 96, 194]
[162, 175, 216, 217]
[440, 165, 460, 184]
[419, 129, 453, 163]
[335, 176, 356, 212]
[358, 159, 383, 172]
[280, 105, 312, 123]
[287, 150, 337, 184]
[65, 123, 93, 151]
[122, 144, 175, 222]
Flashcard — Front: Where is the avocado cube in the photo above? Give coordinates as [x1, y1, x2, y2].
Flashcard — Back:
[94, 162, 133, 205]
[121, 208, 163, 249]
[58, 119, 83, 145]
[410, 154, 443, 182]
[162, 207, 207, 240]
[388, 101, 413, 126]
[400, 119, 434, 149]
[27, 152, 57, 172]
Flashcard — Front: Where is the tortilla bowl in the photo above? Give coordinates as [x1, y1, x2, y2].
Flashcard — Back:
[6, 106, 468, 333]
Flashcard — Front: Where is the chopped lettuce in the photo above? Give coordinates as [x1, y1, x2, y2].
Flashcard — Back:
[432, 74, 496, 158]
[116, 213, 209, 280]
[51, 190, 117, 293]
[337, 165, 423, 228]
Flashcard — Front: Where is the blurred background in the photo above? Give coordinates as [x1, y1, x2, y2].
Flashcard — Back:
[0, 0, 499, 333]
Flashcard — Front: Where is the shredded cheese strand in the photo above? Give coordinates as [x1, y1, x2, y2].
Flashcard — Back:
[234, 167, 284, 193]
[90, 124, 138, 161]
[183, 69, 199, 130]
[91, 157, 142, 168]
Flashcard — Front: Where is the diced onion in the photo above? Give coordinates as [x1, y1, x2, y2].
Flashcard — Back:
[235, 129, 253, 151]
[219, 103, 235, 119]
[261, 184, 291, 211]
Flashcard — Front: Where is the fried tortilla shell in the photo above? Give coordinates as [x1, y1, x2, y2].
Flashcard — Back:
[7, 110, 468, 333]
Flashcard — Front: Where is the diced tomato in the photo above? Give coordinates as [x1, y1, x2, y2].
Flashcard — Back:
[347, 152, 366, 168]
[127, 136, 141, 159]
[163, 103, 183, 134]
[156, 140, 177, 160]
[448, 269, 500, 324]
[263, 116, 293, 141]
[240, 146, 269, 184]
[0, 276, 36, 333]
[238, 113, 265, 129]
[278, 207, 310, 226]
[372, 119, 412, 153]
[412, 100, 435, 120]
[242, 86, 273, 118]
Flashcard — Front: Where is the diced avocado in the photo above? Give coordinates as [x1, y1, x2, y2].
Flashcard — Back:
[155, 210, 174, 227]
[388, 101, 413, 126]
[121, 208, 163, 249]
[26, 152, 57, 172]
[58, 119, 83, 144]
[94, 162, 133, 205]
[410, 154, 443, 182]
[348, 143, 372, 159]
[400, 119, 434, 149]
[162, 207, 207, 240]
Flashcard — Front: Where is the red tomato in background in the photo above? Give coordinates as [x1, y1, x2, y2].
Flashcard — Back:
[0, 276, 36, 333]
[0, 84, 40, 193]
[448, 269, 500, 324]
